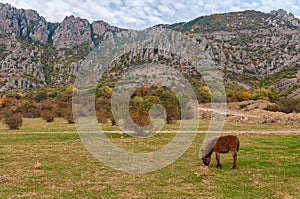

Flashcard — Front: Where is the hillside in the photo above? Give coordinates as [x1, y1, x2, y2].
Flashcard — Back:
[200, 100, 300, 125]
[0, 3, 123, 91]
[167, 9, 300, 97]
[0, 3, 299, 97]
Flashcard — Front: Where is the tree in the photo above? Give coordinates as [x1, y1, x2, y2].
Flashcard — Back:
[129, 96, 151, 127]
[159, 90, 181, 124]
[33, 90, 48, 102]
[42, 110, 55, 123]
[63, 108, 75, 124]
[251, 88, 279, 102]
[237, 91, 251, 101]
[3, 110, 23, 130]
[196, 86, 211, 103]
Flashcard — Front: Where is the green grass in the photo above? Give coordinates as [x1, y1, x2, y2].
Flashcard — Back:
[0, 118, 76, 133]
[0, 131, 299, 198]
[0, 117, 298, 133]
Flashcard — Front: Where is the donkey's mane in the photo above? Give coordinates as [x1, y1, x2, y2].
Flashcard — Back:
[202, 137, 219, 157]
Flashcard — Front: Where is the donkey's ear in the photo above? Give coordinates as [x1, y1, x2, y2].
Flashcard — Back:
[200, 149, 205, 157]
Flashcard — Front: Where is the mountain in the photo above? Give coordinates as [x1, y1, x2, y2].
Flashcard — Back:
[0, 3, 123, 91]
[166, 9, 300, 97]
[0, 3, 299, 97]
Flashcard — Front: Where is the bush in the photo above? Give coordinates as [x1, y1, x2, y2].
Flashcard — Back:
[42, 110, 55, 123]
[237, 91, 251, 101]
[239, 103, 248, 109]
[63, 109, 74, 124]
[33, 90, 48, 102]
[130, 109, 151, 127]
[3, 111, 23, 130]
[251, 88, 279, 102]
[264, 104, 280, 112]
[276, 97, 300, 113]
[96, 109, 109, 124]
[16, 101, 41, 118]
[265, 98, 300, 113]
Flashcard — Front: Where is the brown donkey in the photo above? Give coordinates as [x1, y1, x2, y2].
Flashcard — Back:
[201, 135, 240, 169]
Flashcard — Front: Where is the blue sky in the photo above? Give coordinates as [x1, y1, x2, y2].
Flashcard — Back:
[2, 0, 300, 29]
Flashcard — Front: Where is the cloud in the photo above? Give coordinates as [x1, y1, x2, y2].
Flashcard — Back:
[1, 0, 300, 29]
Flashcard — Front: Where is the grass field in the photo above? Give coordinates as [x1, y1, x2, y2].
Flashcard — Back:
[0, 118, 299, 198]
[0, 118, 299, 132]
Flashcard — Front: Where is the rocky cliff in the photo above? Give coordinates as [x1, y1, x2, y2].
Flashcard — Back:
[0, 3, 123, 91]
[167, 9, 300, 96]
[0, 3, 49, 44]
[0, 3, 299, 97]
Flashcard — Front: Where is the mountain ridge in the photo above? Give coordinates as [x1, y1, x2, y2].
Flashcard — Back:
[166, 9, 300, 32]
[0, 2, 299, 97]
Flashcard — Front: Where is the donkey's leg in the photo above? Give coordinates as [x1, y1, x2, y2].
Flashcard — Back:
[231, 150, 237, 169]
[215, 152, 222, 169]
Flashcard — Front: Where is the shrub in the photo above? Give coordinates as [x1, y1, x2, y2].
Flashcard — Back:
[110, 117, 117, 126]
[3, 111, 23, 130]
[276, 97, 300, 113]
[265, 98, 300, 113]
[16, 101, 40, 118]
[239, 103, 248, 109]
[41, 102, 53, 111]
[33, 90, 48, 102]
[251, 88, 279, 102]
[63, 109, 74, 124]
[96, 109, 109, 124]
[264, 104, 280, 112]
[41, 110, 55, 123]
[196, 87, 211, 103]
[237, 91, 251, 101]
[154, 90, 181, 124]
[130, 109, 151, 127]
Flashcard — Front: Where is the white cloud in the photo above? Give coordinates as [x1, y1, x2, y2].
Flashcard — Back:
[1, 0, 300, 29]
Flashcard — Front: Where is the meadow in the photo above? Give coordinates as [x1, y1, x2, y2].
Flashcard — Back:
[0, 118, 299, 198]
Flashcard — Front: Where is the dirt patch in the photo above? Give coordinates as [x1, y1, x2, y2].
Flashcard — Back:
[200, 100, 300, 125]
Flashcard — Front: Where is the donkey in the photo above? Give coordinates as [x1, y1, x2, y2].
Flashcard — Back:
[201, 135, 240, 169]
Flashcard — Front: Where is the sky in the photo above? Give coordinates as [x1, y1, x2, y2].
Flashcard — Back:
[2, 0, 300, 30]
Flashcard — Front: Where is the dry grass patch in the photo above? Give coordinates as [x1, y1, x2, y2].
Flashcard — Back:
[0, 132, 299, 198]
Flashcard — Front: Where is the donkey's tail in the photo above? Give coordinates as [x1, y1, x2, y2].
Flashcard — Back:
[236, 139, 240, 152]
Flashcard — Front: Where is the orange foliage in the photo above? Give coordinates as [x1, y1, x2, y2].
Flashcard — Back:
[237, 91, 251, 101]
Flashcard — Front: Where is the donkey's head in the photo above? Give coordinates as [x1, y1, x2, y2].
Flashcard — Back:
[201, 156, 211, 166]
[201, 148, 212, 166]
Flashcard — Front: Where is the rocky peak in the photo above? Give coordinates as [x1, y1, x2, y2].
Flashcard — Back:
[0, 3, 22, 37]
[270, 9, 300, 28]
[0, 3, 124, 49]
[20, 9, 49, 44]
[91, 20, 124, 46]
[92, 21, 112, 36]
[271, 9, 288, 17]
[52, 15, 93, 49]
[0, 3, 49, 44]
[92, 20, 122, 36]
